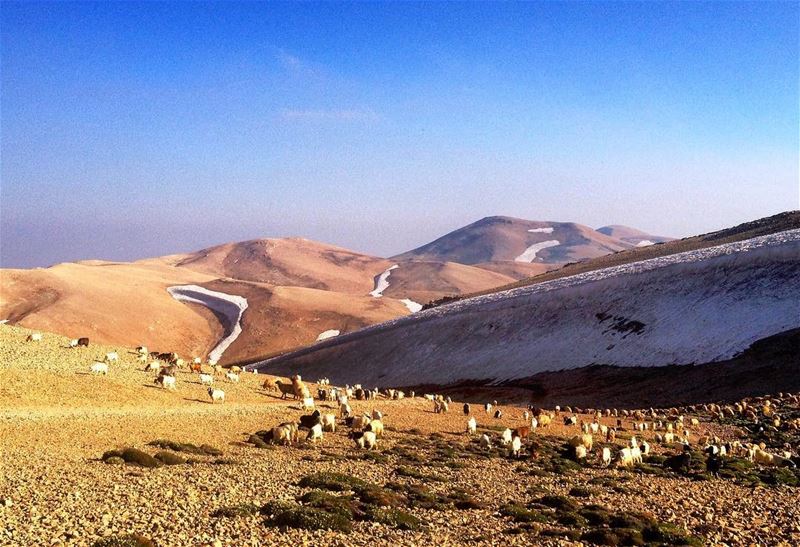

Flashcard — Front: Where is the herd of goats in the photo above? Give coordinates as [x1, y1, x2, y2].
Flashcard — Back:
[24, 331, 800, 475]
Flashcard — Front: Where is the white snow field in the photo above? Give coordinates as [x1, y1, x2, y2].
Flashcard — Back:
[369, 265, 398, 297]
[528, 227, 554, 234]
[515, 240, 560, 262]
[316, 329, 340, 341]
[400, 299, 423, 313]
[255, 229, 800, 387]
[167, 285, 248, 363]
[636, 240, 655, 247]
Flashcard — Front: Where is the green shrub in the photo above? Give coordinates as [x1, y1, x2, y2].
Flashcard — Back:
[212, 503, 260, 518]
[92, 535, 155, 547]
[266, 506, 352, 533]
[154, 451, 185, 465]
[499, 503, 551, 523]
[298, 472, 368, 492]
[120, 448, 162, 468]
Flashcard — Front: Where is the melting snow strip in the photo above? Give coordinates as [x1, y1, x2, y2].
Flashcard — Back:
[515, 240, 560, 262]
[636, 240, 655, 247]
[370, 265, 398, 297]
[528, 227, 554, 234]
[400, 299, 423, 313]
[316, 329, 340, 341]
[167, 285, 248, 363]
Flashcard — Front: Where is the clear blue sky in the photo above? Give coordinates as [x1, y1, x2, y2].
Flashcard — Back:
[2, 1, 798, 267]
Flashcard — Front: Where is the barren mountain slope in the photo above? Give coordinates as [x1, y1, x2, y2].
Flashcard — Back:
[596, 225, 673, 246]
[0, 261, 220, 358]
[168, 237, 393, 294]
[194, 278, 409, 364]
[378, 261, 519, 304]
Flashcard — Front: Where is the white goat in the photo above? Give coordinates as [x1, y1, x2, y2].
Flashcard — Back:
[208, 387, 225, 404]
[90, 362, 109, 375]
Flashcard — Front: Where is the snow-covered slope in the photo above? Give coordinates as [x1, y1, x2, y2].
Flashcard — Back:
[253, 230, 800, 387]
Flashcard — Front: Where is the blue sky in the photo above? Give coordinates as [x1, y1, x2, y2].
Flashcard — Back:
[2, 1, 798, 267]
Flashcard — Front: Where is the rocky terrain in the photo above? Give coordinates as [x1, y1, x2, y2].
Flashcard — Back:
[1, 325, 798, 546]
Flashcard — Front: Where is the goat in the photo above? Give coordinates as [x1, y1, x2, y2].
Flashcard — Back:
[208, 387, 225, 404]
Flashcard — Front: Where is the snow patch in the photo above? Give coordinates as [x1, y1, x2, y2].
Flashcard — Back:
[515, 240, 560, 262]
[167, 285, 248, 363]
[370, 265, 398, 297]
[317, 329, 340, 341]
[528, 227, 554, 234]
[401, 299, 423, 313]
[636, 240, 655, 247]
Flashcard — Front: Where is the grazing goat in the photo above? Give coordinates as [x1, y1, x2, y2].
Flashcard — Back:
[509, 436, 522, 459]
[275, 380, 296, 399]
[480, 434, 492, 449]
[467, 417, 477, 435]
[366, 419, 384, 437]
[351, 431, 377, 450]
[199, 373, 214, 386]
[569, 434, 593, 451]
[616, 447, 635, 468]
[501, 428, 513, 446]
[27, 333, 43, 342]
[90, 362, 109, 375]
[262, 377, 277, 391]
[155, 374, 176, 390]
[463, 403, 470, 415]
[208, 388, 225, 404]
[601, 447, 612, 467]
[321, 413, 336, 432]
[105, 352, 119, 363]
[512, 427, 530, 440]
[306, 424, 323, 443]
[272, 425, 293, 446]
[301, 397, 315, 411]
[225, 372, 240, 383]
[494, 409, 503, 419]
[300, 410, 322, 430]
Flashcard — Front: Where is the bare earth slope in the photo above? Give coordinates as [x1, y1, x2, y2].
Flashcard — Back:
[596, 225, 674, 246]
[169, 237, 392, 294]
[0, 261, 221, 358]
[254, 229, 800, 400]
[381, 261, 519, 304]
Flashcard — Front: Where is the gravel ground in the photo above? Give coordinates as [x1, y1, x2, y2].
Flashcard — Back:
[1, 325, 798, 546]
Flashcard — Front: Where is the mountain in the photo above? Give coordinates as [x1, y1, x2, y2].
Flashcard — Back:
[393, 216, 633, 265]
[0, 237, 534, 364]
[596, 225, 674, 247]
[253, 217, 800, 405]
